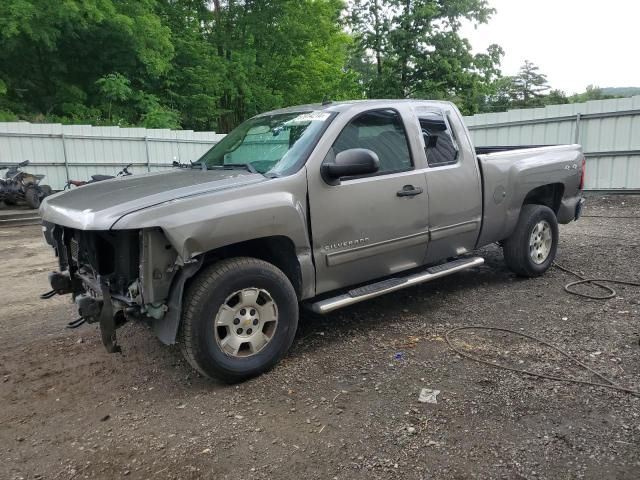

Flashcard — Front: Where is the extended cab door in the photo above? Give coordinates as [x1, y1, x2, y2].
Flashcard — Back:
[415, 105, 483, 262]
[307, 107, 430, 295]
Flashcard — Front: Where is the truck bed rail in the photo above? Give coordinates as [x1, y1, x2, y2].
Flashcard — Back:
[475, 145, 554, 155]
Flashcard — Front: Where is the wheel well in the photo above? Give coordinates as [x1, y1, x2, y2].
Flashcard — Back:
[523, 183, 564, 213]
[200, 236, 302, 299]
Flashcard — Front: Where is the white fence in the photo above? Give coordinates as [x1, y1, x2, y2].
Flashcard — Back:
[4, 96, 639, 192]
[464, 95, 640, 191]
[0, 123, 224, 190]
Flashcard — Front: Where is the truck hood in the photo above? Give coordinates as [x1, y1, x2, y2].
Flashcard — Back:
[40, 169, 267, 230]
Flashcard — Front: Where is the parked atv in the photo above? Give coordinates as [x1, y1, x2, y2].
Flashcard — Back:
[0, 160, 52, 209]
[64, 163, 133, 189]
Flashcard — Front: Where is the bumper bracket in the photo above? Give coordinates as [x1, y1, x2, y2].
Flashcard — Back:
[98, 279, 121, 354]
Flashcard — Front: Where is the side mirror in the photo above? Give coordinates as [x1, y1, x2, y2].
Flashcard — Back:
[321, 148, 379, 185]
[19, 160, 30, 167]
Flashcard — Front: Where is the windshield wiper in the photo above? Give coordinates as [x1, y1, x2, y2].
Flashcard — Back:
[189, 161, 207, 171]
[210, 163, 260, 174]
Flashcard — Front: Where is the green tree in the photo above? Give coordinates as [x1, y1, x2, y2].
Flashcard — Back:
[568, 85, 620, 103]
[348, 0, 390, 97]
[510, 60, 550, 107]
[0, 0, 175, 126]
[0, 0, 506, 128]
[95, 73, 132, 123]
[479, 76, 516, 112]
[545, 89, 569, 105]
[347, 0, 503, 114]
[208, 0, 357, 131]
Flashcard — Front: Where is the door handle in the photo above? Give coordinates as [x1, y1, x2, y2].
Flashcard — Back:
[397, 185, 424, 197]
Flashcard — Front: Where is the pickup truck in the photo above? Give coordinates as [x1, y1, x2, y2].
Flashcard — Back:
[40, 100, 585, 382]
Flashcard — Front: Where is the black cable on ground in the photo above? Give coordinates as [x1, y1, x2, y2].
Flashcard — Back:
[581, 215, 640, 219]
[553, 262, 640, 300]
[445, 326, 640, 397]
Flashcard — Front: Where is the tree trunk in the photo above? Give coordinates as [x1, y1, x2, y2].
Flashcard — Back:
[373, 0, 382, 77]
[212, 0, 224, 57]
[400, 0, 411, 97]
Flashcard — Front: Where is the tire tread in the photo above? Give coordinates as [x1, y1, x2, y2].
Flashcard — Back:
[179, 257, 297, 382]
[503, 204, 558, 277]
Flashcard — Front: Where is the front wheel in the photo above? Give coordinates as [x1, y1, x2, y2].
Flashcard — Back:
[502, 204, 559, 277]
[179, 257, 299, 383]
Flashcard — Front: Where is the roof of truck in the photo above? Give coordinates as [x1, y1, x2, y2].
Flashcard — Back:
[257, 99, 454, 117]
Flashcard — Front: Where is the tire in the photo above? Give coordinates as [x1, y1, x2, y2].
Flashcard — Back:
[3, 194, 17, 206]
[502, 204, 559, 277]
[179, 257, 299, 383]
[24, 187, 40, 209]
[40, 185, 53, 197]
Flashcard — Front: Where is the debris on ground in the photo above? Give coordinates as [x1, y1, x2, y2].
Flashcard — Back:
[418, 388, 441, 404]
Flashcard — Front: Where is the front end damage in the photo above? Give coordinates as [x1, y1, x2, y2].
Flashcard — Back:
[41, 222, 196, 352]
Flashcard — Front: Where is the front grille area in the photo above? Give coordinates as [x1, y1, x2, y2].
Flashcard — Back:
[49, 226, 141, 295]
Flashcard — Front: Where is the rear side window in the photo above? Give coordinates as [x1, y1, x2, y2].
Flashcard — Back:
[419, 112, 459, 167]
[331, 109, 413, 174]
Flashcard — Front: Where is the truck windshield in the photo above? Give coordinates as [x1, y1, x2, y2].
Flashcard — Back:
[198, 111, 335, 176]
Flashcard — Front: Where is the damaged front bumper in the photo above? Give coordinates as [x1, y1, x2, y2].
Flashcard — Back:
[40, 222, 193, 353]
[41, 266, 139, 353]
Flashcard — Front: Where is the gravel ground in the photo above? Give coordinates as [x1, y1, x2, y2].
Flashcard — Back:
[1, 195, 639, 480]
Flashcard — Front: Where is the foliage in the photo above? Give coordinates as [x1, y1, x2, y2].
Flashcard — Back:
[509, 60, 550, 108]
[0, 0, 362, 131]
[347, 0, 503, 115]
[478, 62, 637, 113]
[5, 1, 635, 129]
[567, 85, 620, 103]
[599, 86, 640, 97]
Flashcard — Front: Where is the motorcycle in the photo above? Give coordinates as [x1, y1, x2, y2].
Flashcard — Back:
[0, 160, 53, 209]
[64, 163, 133, 189]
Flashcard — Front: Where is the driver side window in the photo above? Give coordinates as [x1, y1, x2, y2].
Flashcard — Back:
[331, 109, 413, 174]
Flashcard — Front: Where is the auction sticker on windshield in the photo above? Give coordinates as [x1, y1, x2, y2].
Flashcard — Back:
[288, 111, 331, 123]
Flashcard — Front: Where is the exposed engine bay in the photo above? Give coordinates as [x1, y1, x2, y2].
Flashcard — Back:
[41, 222, 185, 352]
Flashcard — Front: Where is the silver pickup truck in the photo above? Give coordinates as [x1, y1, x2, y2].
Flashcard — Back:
[40, 100, 585, 382]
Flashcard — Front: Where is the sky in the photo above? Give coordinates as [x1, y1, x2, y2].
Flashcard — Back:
[459, 0, 640, 94]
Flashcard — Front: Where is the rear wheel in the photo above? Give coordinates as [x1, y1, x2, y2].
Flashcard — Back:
[3, 194, 17, 206]
[40, 185, 52, 197]
[179, 257, 298, 383]
[24, 187, 41, 209]
[503, 204, 558, 277]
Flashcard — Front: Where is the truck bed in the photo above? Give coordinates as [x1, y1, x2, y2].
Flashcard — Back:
[475, 144, 584, 248]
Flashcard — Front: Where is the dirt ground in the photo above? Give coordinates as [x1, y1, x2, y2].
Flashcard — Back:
[1, 195, 639, 480]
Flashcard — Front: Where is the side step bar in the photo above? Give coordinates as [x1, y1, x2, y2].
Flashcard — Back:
[309, 256, 484, 314]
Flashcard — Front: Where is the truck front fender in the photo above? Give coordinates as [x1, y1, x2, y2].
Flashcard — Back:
[111, 176, 315, 300]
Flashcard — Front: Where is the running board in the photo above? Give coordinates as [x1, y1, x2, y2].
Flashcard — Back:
[309, 257, 484, 314]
